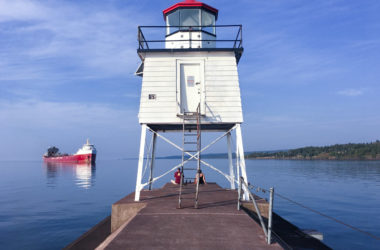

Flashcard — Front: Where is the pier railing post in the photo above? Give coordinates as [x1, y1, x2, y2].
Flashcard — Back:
[242, 179, 268, 238]
[237, 176, 242, 210]
[267, 187, 274, 244]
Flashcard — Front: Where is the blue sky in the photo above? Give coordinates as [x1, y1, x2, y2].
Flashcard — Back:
[0, 0, 379, 160]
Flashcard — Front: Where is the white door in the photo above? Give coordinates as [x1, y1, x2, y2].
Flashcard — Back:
[180, 64, 202, 113]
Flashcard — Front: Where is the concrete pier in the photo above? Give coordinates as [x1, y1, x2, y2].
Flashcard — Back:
[99, 183, 282, 250]
[66, 182, 331, 249]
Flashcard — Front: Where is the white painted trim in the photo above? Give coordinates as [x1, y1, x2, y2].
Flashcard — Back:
[135, 124, 147, 201]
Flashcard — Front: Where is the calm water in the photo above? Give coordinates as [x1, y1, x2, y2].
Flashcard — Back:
[0, 159, 379, 249]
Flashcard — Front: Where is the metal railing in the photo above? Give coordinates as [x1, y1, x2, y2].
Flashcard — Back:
[137, 25, 243, 50]
[238, 177, 274, 245]
[245, 181, 380, 244]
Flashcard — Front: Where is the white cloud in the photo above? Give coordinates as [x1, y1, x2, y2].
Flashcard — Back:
[0, 99, 136, 130]
[240, 32, 341, 85]
[0, 0, 49, 22]
[348, 40, 380, 50]
[0, 0, 151, 159]
[0, 99, 140, 160]
[337, 89, 364, 97]
[0, 0, 149, 81]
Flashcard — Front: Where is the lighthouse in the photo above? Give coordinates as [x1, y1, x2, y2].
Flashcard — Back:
[134, 0, 249, 205]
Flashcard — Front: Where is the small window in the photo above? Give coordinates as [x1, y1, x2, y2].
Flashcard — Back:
[148, 94, 156, 100]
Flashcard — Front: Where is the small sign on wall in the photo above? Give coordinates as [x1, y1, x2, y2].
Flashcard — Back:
[187, 76, 195, 87]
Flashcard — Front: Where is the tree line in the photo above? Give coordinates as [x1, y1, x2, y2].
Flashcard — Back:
[247, 140, 380, 160]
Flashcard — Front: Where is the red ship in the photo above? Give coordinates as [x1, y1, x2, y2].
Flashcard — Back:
[43, 139, 97, 164]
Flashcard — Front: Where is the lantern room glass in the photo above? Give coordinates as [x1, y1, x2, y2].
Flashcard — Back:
[201, 10, 216, 34]
[167, 10, 180, 34]
[166, 9, 216, 35]
[180, 9, 200, 30]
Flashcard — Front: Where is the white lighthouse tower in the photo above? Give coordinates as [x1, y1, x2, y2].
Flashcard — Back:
[134, 0, 249, 206]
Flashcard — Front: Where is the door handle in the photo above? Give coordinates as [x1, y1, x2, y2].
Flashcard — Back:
[195, 82, 200, 85]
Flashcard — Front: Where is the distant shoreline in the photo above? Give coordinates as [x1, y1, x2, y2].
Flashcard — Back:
[153, 140, 380, 161]
[246, 141, 380, 161]
[246, 157, 380, 161]
[153, 155, 380, 161]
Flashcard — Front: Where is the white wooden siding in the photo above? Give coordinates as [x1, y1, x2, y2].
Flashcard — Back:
[138, 51, 243, 124]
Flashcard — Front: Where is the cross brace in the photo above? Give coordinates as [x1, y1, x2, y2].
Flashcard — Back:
[134, 124, 249, 201]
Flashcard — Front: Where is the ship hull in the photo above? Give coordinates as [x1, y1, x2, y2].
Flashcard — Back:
[43, 153, 96, 164]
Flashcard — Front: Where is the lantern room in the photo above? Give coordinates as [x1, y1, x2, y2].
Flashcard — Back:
[164, 0, 218, 49]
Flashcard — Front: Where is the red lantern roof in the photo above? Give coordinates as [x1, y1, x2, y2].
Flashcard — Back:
[163, 0, 218, 20]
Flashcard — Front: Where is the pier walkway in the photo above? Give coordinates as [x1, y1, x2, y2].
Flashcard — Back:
[99, 183, 282, 250]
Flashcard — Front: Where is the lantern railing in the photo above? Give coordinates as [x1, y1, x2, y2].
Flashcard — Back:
[137, 25, 243, 50]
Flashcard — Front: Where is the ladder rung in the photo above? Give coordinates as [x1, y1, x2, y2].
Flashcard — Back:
[184, 134, 197, 136]
[183, 168, 198, 171]
[184, 150, 198, 152]
[184, 142, 197, 144]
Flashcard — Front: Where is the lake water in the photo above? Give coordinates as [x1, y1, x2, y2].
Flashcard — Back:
[0, 159, 379, 249]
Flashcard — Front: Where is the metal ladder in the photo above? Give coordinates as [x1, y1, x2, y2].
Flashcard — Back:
[178, 104, 202, 209]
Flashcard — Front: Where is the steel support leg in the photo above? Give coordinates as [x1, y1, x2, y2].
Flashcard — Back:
[227, 132, 235, 189]
[236, 124, 249, 200]
[135, 124, 147, 201]
[148, 133, 157, 190]
[236, 131, 241, 210]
